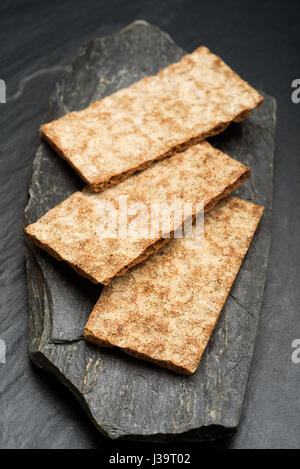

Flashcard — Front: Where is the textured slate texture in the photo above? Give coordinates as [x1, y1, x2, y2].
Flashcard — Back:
[24, 21, 276, 441]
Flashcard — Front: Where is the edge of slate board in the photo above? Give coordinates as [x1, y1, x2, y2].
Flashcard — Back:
[24, 20, 276, 441]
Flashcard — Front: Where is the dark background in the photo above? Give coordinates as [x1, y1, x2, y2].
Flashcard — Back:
[0, 0, 300, 450]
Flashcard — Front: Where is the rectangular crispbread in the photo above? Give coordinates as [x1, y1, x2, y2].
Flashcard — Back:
[41, 46, 262, 191]
[84, 197, 264, 374]
[25, 142, 249, 285]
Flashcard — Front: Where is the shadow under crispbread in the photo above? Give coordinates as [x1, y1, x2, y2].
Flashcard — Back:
[24, 21, 276, 441]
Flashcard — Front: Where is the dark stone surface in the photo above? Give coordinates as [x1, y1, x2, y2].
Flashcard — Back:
[1, 0, 300, 449]
[24, 21, 276, 441]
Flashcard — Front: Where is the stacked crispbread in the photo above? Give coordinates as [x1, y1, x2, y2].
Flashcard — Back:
[85, 198, 263, 374]
[41, 46, 262, 191]
[26, 46, 264, 374]
[25, 142, 250, 285]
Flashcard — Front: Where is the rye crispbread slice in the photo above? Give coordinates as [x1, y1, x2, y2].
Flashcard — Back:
[41, 46, 262, 191]
[25, 142, 249, 285]
[84, 197, 264, 374]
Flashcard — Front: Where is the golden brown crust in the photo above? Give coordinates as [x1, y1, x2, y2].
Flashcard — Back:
[84, 197, 264, 374]
[41, 46, 262, 190]
[25, 142, 249, 285]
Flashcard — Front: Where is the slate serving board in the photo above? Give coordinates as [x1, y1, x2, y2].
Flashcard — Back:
[24, 20, 276, 441]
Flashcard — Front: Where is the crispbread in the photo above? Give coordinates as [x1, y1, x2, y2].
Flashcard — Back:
[84, 197, 264, 374]
[41, 46, 263, 191]
[25, 142, 249, 285]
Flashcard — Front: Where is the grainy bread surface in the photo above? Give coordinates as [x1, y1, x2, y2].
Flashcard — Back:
[41, 46, 263, 190]
[25, 142, 249, 285]
[84, 197, 264, 374]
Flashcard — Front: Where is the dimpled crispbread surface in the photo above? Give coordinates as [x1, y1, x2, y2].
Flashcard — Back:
[84, 197, 264, 374]
[25, 142, 249, 285]
[41, 46, 262, 190]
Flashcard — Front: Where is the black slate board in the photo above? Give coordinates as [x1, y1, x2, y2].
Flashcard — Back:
[24, 21, 276, 441]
